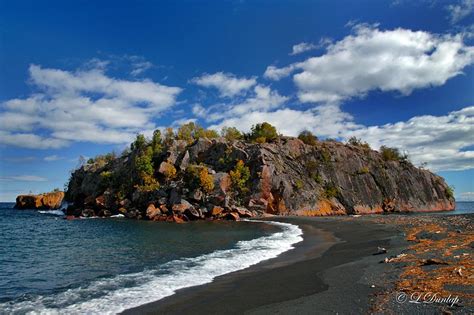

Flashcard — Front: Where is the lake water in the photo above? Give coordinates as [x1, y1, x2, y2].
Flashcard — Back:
[0, 203, 302, 314]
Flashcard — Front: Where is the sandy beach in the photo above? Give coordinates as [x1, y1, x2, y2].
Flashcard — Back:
[123, 214, 472, 314]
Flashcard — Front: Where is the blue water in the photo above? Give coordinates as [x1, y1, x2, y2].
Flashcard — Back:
[0, 203, 303, 313]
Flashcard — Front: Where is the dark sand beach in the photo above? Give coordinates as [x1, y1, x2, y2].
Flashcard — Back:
[122, 216, 412, 314]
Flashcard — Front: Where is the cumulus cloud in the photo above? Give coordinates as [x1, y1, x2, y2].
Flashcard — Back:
[266, 25, 474, 104]
[447, 0, 474, 24]
[347, 106, 474, 171]
[192, 84, 289, 123]
[209, 104, 360, 138]
[0, 64, 182, 149]
[191, 72, 257, 97]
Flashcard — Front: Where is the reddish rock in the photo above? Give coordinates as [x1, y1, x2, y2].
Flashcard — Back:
[146, 204, 161, 220]
[118, 207, 127, 214]
[95, 195, 106, 209]
[225, 212, 240, 221]
[233, 206, 253, 218]
[171, 199, 193, 213]
[210, 206, 224, 216]
[159, 204, 169, 214]
[166, 214, 186, 223]
[15, 191, 65, 210]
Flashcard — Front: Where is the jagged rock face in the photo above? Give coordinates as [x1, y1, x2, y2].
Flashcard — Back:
[65, 137, 454, 219]
[15, 192, 65, 210]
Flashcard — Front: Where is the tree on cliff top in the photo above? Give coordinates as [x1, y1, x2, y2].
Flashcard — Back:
[249, 122, 278, 143]
[177, 122, 219, 144]
[221, 126, 243, 141]
[298, 130, 318, 145]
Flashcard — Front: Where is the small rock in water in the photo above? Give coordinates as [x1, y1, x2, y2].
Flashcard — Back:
[373, 247, 387, 255]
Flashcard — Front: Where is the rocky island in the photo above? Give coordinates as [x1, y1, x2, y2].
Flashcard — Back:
[47, 122, 455, 221]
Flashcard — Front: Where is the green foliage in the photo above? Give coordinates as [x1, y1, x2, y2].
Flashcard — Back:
[131, 134, 147, 151]
[295, 179, 304, 190]
[135, 147, 154, 177]
[298, 130, 318, 145]
[164, 127, 175, 146]
[380, 145, 408, 162]
[445, 186, 455, 200]
[177, 122, 219, 144]
[312, 174, 323, 184]
[229, 160, 251, 194]
[202, 129, 219, 139]
[53, 188, 60, 192]
[221, 126, 243, 141]
[347, 136, 371, 149]
[320, 148, 331, 164]
[323, 183, 339, 199]
[249, 122, 278, 143]
[151, 129, 163, 158]
[356, 166, 370, 175]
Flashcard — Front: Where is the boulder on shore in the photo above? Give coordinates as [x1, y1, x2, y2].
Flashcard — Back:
[15, 191, 65, 210]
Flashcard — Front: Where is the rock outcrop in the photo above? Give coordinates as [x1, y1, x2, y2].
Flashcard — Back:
[15, 191, 65, 210]
[64, 136, 455, 221]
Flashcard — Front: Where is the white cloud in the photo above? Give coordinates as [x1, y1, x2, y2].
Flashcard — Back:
[209, 104, 360, 138]
[347, 106, 474, 171]
[264, 65, 299, 80]
[447, 0, 474, 24]
[191, 72, 257, 97]
[0, 64, 182, 149]
[290, 42, 317, 55]
[0, 175, 48, 182]
[289, 38, 332, 56]
[265, 25, 474, 104]
[192, 85, 289, 123]
[44, 155, 63, 161]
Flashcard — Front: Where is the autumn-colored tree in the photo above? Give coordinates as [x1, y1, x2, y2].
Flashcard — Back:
[229, 160, 250, 194]
[161, 162, 177, 181]
[198, 168, 215, 193]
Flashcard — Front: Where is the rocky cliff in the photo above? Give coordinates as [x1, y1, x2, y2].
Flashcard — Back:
[64, 135, 454, 221]
[15, 191, 65, 210]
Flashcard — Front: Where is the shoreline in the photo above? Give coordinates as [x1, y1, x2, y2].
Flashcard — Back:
[123, 216, 407, 314]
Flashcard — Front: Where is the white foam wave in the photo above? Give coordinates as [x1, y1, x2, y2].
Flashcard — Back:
[1, 220, 302, 315]
[38, 210, 65, 216]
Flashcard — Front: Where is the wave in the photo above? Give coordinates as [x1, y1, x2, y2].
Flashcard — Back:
[38, 210, 65, 216]
[0, 220, 303, 314]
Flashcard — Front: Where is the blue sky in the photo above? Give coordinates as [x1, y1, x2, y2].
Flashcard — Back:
[0, 0, 473, 201]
